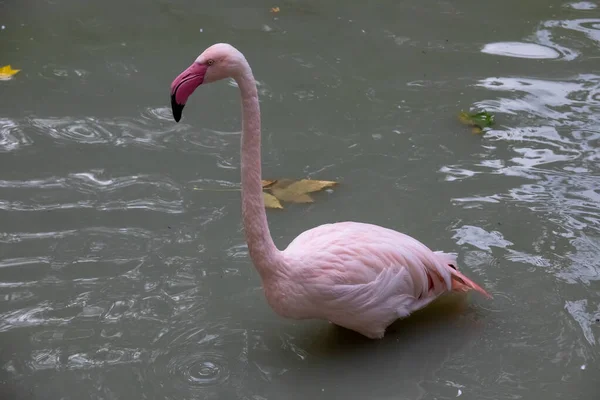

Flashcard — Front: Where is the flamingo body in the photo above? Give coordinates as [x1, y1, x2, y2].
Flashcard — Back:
[275, 221, 486, 338]
[170, 43, 490, 339]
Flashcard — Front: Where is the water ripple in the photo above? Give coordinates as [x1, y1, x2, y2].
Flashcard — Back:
[557, 234, 600, 284]
[481, 42, 561, 59]
[444, 72, 600, 290]
[28, 346, 146, 371]
[565, 299, 599, 346]
[567, 2, 597, 10]
[534, 17, 600, 61]
[475, 75, 600, 126]
[0, 302, 73, 332]
[0, 224, 177, 335]
[0, 118, 33, 152]
[453, 226, 514, 252]
[481, 12, 600, 61]
[0, 170, 184, 213]
[0, 106, 239, 153]
[167, 351, 230, 387]
[145, 323, 250, 398]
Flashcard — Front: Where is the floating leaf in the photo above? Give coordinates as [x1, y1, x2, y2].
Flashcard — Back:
[266, 179, 337, 204]
[261, 179, 277, 188]
[285, 179, 337, 193]
[458, 110, 495, 134]
[0, 65, 21, 81]
[270, 6, 280, 13]
[273, 189, 314, 203]
[193, 178, 337, 209]
[459, 110, 495, 127]
[263, 192, 283, 209]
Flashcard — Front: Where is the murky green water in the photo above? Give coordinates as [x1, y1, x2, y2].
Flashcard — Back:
[1, 0, 600, 398]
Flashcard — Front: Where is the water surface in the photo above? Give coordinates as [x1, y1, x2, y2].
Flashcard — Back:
[1, 0, 600, 399]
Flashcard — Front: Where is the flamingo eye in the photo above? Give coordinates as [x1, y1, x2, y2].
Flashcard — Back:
[207, 59, 215, 66]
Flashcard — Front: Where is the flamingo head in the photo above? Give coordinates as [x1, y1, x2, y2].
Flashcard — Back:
[170, 43, 245, 122]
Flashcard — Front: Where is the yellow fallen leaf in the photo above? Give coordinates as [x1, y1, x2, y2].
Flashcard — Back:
[283, 179, 337, 193]
[263, 192, 283, 209]
[0, 65, 21, 81]
[192, 178, 336, 209]
[261, 179, 277, 188]
[272, 189, 314, 203]
[270, 6, 280, 13]
[267, 179, 337, 204]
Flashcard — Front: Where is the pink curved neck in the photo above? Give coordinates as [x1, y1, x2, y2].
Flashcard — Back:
[235, 66, 282, 279]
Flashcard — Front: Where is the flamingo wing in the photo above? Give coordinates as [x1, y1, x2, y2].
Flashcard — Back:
[280, 222, 458, 337]
[283, 221, 452, 292]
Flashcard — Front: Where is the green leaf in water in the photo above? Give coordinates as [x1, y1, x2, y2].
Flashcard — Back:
[458, 110, 495, 134]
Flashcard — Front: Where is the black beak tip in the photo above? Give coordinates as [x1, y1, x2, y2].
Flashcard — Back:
[171, 94, 184, 123]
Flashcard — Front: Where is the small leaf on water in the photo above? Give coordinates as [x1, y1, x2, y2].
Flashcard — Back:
[272, 189, 314, 203]
[192, 178, 337, 209]
[458, 110, 495, 133]
[285, 179, 338, 193]
[0, 65, 21, 81]
[458, 111, 472, 125]
[263, 192, 283, 209]
[267, 179, 337, 204]
[261, 179, 277, 188]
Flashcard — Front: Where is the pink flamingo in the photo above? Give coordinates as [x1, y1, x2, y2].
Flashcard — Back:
[170, 43, 491, 339]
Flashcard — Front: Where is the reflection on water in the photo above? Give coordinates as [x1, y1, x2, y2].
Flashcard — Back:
[481, 42, 561, 59]
[0, 172, 184, 213]
[479, 6, 600, 61]
[567, 1, 597, 10]
[440, 68, 600, 364]
[447, 74, 600, 235]
[0, 107, 223, 152]
[536, 18, 600, 61]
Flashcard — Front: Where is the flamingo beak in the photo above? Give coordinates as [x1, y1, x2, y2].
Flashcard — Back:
[170, 63, 209, 122]
[170, 95, 185, 123]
